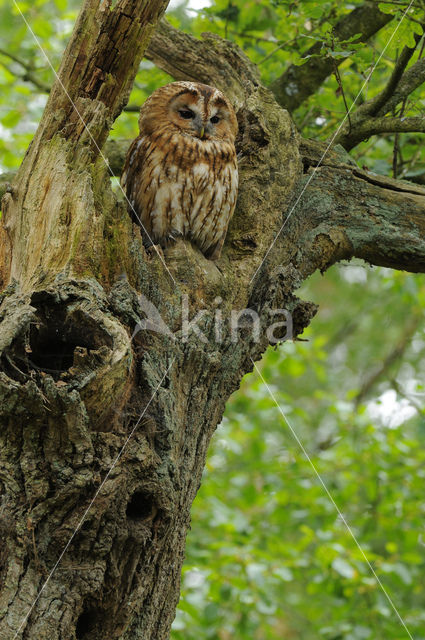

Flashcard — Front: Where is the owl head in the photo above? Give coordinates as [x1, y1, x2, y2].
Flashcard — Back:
[138, 81, 238, 143]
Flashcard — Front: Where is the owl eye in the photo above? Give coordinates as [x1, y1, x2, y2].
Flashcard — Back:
[179, 109, 195, 119]
[210, 115, 220, 124]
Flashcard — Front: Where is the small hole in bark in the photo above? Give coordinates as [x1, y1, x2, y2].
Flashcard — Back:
[232, 235, 257, 252]
[302, 158, 309, 173]
[126, 491, 155, 521]
[75, 609, 101, 639]
[80, 519, 93, 532]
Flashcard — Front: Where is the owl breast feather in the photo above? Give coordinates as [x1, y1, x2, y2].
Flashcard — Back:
[123, 132, 238, 259]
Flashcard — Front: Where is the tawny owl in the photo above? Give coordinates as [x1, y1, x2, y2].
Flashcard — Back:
[121, 81, 238, 260]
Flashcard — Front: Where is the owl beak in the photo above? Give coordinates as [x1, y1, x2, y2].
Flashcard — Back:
[193, 116, 206, 139]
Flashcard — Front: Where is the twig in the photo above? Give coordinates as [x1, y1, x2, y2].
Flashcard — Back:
[418, 33, 425, 59]
[365, 32, 422, 117]
[269, 1, 394, 112]
[331, 39, 352, 133]
[0, 47, 51, 93]
[368, 0, 423, 6]
[392, 96, 407, 177]
[257, 35, 300, 65]
[355, 315, 421, 406]
[227, 31, 279, 43]
[391, 378, 424, 414]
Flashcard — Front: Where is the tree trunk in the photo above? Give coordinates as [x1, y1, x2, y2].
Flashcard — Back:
[1, 4, 425, 640]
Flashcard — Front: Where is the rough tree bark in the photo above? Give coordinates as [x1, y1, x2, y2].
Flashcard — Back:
[1, 2, 425, 640]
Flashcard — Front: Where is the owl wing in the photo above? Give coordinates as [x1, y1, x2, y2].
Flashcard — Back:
[121, 136, 154, 236]
[202, 160, 238, 260]
[204, 194, 237, 260]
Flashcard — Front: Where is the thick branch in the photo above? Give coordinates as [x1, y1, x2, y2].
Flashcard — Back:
[2, 15, 425, 640]
[146, 19, 260, 106]
[0, 140, 126, 201]
[269, 1, 393, 112]
[297, 139, 425, 274]
[0, 0, 170, 291]
[336, 115, 425, 149]
[335, 56, 425, 149]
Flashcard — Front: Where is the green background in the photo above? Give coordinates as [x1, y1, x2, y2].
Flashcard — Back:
[1, 2, 424, 638]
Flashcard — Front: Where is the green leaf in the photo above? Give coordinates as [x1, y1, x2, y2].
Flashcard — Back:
[1, 110, 21, 127]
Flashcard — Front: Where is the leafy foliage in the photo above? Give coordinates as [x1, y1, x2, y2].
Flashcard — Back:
[173, 265, 425, 639]
[171, 0, 425, 181]
[1, 1, 424, 638]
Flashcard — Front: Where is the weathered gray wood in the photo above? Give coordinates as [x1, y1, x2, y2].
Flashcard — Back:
[1, 4, 425, 640]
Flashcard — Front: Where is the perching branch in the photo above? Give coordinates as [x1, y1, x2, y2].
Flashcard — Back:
[294, 139, 425, 276]
[268, 1, 393, 113]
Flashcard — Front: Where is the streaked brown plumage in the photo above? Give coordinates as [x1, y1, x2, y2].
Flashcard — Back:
[121, 81, 238, 260]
